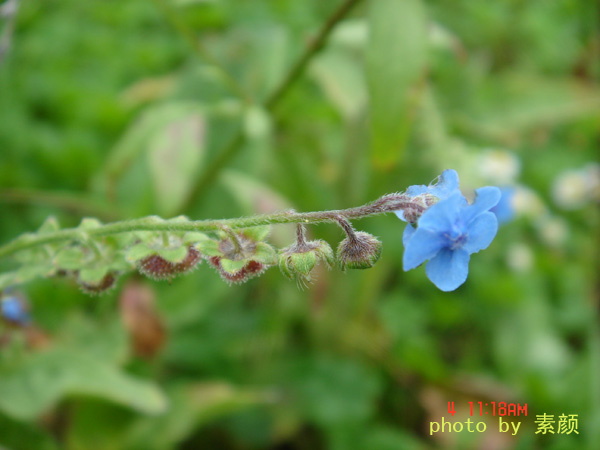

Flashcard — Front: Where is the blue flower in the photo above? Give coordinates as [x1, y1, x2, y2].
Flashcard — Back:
[1, 296, 30, 325]
[395, 169, 460, 222]
[490, 187, 516, 225]
[402, 186, 501, 291]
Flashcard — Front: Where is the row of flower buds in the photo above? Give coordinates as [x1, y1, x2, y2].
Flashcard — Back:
[277, 223, 383, 286]
[46, 217, 385, 295]
[125, 226, 277, 286]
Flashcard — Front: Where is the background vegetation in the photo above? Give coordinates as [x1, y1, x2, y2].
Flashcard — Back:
[0, 0, 598, 449]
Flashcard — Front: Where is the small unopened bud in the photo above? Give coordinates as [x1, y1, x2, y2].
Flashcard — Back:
[403, 194, 438, 223]
[337, 232, 382, 270]
[279, 239, 334, 285]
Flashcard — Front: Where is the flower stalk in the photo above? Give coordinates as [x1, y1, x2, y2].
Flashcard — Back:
[0, 170, 503, 293]
[0, 193, 422, 261]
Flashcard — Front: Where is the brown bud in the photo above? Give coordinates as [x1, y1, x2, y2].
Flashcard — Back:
[138, 246, 201, 280]
[78, 272, 117, 295]
[208, 256, 267, 285]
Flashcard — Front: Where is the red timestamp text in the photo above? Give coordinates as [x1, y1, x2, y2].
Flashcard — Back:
[469, 402, 527, 417]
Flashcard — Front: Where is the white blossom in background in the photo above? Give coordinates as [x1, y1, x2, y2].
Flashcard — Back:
[477, 149, 521, 185]
[552, 163, 600, 209]
[512, 186, 547, 219]
[537, 216, 569, 247]
[506, 243, 534, 272]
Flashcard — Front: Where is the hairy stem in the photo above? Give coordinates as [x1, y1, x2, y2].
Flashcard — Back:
[0, 193, 422, 260]
[295, 224, 308, 247]
[333, 216, 358, 243]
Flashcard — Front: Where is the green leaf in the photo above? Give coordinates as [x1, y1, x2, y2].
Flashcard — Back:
[0, 271, 19, 290]
[311, 50, 367, 119]
[289, 354, 382, 426]
[219, 258, 247, 274]
[124, 382, 273, 450]
[183, 231, 210, 244]
[242, 225, 271, 242]
[37, 216, 60, 234]
[108, 258, 133, 273]
[148, 113, 206, 217]
[243, 105, 272, 140]
[54, 247, 86, 271]
[79, 267, 110, 284]
[16, 264, 55, 283]
[0, 349, 167, 420]
[366, 0, 427, 168]
[157, 246, 188, 264]
[291, 252, 316, 275]
[78, 217, 103, 230]
[101, 103, 205, 184]
[195, 239, 221, 257]
[125, 243, 156, 262]
[220, 170, 291, 215]
[253, 242, 277, 265]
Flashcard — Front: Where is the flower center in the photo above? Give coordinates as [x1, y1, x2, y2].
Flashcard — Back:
[444, 225, 468, 250]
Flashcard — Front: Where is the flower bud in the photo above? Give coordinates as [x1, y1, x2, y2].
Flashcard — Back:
[208, 256, 267, 284]
[278, 240, 334, 285]
[336, 232, 382, 270]
[402, 194, 438, 223]
[202, 229, 276, 285]
[136, 245, 202, 280]
[78, 271, 118, 295]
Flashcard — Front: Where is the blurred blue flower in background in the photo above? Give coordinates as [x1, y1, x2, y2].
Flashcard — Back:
[1, 294, 31, 326]
[401, 186, 501, 291]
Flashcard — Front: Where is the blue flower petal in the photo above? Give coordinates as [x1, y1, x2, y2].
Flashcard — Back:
[429, 169, 460, 199]
[425, 248, 470, 291]
[406, 185, 429, 197]
[417, 192, 467, 233]
[463, 212, 498, 254]
[490, 187, 516, 225]
[403, 223, 416, 247]
[462, 186, 501, 223]
[403, 228, 446, 271]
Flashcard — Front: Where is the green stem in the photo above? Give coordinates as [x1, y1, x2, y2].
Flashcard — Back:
[0, 193, 421, 261]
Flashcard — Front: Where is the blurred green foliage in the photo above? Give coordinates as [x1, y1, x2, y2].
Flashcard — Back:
[0, 0, 598, 449]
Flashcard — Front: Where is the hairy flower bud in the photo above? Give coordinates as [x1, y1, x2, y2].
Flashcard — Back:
[134, 245, 202, 280]
[337, 232, 382, 270]
[402, 194, 438, 223]
[201, 227, 276, 284]
[78, 271, 118, 295]
[208, 257, 267, 284]
[278, 239, 334, 285]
